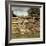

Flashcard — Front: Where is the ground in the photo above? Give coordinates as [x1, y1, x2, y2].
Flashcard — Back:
[11, 16, 40, 39]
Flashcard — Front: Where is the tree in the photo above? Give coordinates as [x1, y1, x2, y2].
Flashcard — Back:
[28, 8, 40, 17]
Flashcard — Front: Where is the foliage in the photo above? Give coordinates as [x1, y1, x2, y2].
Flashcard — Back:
[28, 8, 40, 17]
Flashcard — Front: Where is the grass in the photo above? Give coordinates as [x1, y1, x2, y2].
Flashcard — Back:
[11, 16, 40, 39]
[11, 31, 40, 39]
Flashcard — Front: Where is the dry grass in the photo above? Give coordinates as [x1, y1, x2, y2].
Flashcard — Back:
[11, 16, 40, 39]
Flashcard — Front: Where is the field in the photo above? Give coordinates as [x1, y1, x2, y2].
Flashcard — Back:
[11, 16, 40, 39]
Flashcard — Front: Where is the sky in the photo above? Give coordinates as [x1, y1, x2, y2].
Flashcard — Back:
[12, 7, 30, 16]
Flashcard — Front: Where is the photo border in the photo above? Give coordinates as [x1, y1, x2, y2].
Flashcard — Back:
[5, 1, 45, 46]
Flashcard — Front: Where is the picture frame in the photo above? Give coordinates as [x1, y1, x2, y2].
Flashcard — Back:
[5, 0, 45, 46]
